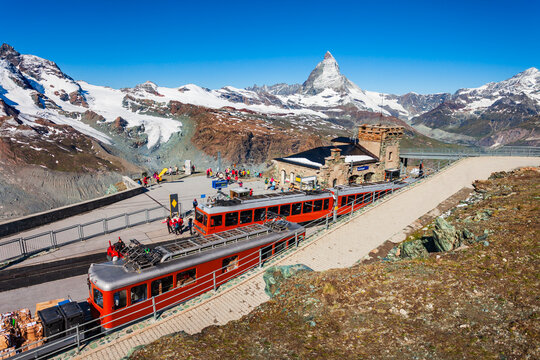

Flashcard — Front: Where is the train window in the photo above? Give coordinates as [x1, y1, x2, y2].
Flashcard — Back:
[113, 289, 127, 310]
[261, 245, 273, 260]
[254, 208, 266, 221]
[287, 238, 295, 248]
[93, 288, 103, 309]
[275, 240, 286, 254]
[210, 215, 223, 227]
[323, 198, 330, 210]
[130, 284, 147, 304]
[347, 195, 355, 205]
[240, 210, 253, 224]
[225, 212, 239, 226]
[151, 276, 174, 297]
[268, 206, 279, 216]
[195, 210, 204, 224]
[313, 200, 323, 212]
[340, 196, 346, 207]
[291, 202, 302, 215]
[222, 255, 239, 273]
[177, 268, 196, 287]
[376, 191, 382, 200]
[358, 193, 367, 203]
[279, 204, 291, 216]
[302, 201, 313, 213]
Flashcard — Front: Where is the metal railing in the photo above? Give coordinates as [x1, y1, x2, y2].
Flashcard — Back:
[6, 161, 459, 359]
[401, 146, 540, 159]
[0, 206, 169, 264]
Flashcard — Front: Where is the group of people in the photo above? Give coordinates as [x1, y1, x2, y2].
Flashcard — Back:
[164, 215, 193, 236]
[206, 166, 264, 180]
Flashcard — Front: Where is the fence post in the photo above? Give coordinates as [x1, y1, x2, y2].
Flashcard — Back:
[350, 201, 354, 220]
[103, 219, 108, 234]
[295, 232, 298, 247]
[76, 324, 80, 353]
[50, 231, 57, 248]
[19, 238, 26, 257]
[325, 214, 329, 230]
[213, 272, 217, 290]
[145, 209, 150, 223]
[79, 225, 84, 241]
[152, 297, 157, 321]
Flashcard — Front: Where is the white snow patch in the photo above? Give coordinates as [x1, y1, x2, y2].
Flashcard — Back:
[282, 157, 323, 167]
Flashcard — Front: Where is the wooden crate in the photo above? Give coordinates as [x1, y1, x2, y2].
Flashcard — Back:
[35, 299, 65, 314]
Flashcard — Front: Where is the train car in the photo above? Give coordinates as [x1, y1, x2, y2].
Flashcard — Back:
[87, 220, 305, 329]
[194, 181, 408, 235]
[194, 189, 333, 236]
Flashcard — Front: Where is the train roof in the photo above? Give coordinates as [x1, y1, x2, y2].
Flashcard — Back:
[198, 181, 407, 214]
[199, 189, 332, 214]
[88, 221, 304, 292]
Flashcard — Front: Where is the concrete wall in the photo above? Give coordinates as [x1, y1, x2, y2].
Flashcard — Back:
[0, 186, 145, 238]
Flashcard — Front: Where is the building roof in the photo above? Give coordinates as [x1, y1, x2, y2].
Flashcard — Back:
[275, 143, 378, 170]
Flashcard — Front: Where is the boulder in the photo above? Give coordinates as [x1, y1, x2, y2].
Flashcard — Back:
[432, 217, 460, 252]
[400, 239, 429, 259]
[263, 264, 313, 298]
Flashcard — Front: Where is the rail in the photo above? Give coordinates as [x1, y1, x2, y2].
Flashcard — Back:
[401, 146, 540, 159]
[0, 206, 170, 264]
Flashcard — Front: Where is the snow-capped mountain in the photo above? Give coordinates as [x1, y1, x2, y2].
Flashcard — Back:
[247, 52, 415, 119]
[412, 67, 540, 146]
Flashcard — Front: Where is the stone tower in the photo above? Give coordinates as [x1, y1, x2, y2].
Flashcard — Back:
[357, 124, 404, 170]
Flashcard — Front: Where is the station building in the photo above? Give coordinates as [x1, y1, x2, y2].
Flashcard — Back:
[272, 124, 404, 188]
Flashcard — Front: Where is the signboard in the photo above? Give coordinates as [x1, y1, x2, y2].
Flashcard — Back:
[301, 176, 317, 183]
[295, 176, 302, 183]
[201, 194, 206, 198]
[169, 194, 179, 217]
[357, 166, 369, 171]
[212, 179, 228, 189]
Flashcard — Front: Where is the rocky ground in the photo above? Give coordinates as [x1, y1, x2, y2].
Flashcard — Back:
[130, 167, 539, 360]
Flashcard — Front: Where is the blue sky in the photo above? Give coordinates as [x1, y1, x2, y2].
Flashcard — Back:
[1, 0, 538, 94]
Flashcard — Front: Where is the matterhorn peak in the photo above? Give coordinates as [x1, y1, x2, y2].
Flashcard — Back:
[301, 51, 353, 95]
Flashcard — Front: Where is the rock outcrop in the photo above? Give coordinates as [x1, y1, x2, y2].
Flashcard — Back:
[263, 264, 313, 298]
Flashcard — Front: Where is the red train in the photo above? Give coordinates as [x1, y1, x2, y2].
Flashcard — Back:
[87, 220, 305, 329]
[194, 181, 408, 235]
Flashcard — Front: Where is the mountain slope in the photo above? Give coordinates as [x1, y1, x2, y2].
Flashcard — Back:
[412, 67, 540, 146]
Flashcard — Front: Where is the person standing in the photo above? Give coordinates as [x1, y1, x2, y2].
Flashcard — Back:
[163, 216, 172, 234]
[188, 217, 193, 235]
[178, 216, 184, 234]
[193, 198, 198, 210]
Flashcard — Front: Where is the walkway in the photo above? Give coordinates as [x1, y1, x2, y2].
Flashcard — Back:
[70, 156, 539, 360]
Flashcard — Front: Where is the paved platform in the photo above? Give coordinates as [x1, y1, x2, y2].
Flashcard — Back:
[1, 175, 270, 268]
[68, 156, 539, 360]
